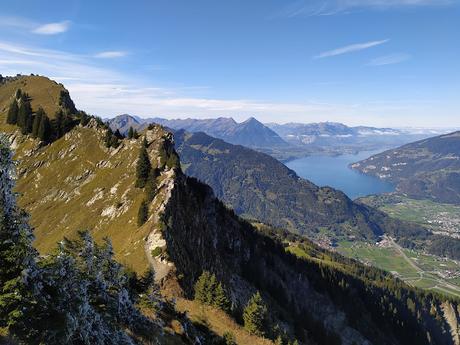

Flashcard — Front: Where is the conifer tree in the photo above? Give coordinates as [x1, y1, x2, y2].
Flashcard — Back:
[54, 109, 64, 138]
[38, 115, 51, 142]
[105, 127, 114, 147]
[222, 332, 236, 345]
[166, 152, 180, 170]
[6, 100, 18, 125]
[0, 137, 39, 336]
[14, 89, 22, 100]
[145, 169, 158, 202]
[104, 127, 120, 148]
[17, 100, 32, 134]
[135, 140, 151, 188]
[206, 273, 218, 304]
[128, 126, 134, 139]
[32, 107, 45, 138]
[194, 271, 212, 304]
[243, 292, 268, 337]
[214, 282, 231, 312]
[114, 129, 123, 139]
[133, 129, 139, 139]
[137, 200, 149, 226]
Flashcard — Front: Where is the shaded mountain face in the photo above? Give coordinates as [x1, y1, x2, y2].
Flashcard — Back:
[267, 122, 451, 154]
[351, 131, 460, 204]
[174, 130, 385, 240]
[174, 130, 460, 260]
[2, 76, 460, 345]
[109, 114, 290, 150]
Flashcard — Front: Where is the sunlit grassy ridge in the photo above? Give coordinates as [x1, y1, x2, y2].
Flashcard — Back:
[0, 116, 174, 273]
[0, 75, 71, 118]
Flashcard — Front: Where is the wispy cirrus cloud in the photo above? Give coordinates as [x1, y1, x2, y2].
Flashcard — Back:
[277, 0, 455, 17]
[0, 40, 450, 126]
[32, 20, 71, 35]
[94, 51, 128, 58]
[314, 39, 389, 59]
[369, 53, 411, 66]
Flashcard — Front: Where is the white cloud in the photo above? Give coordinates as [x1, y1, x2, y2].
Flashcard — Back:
[277, 0, 454, 17]
[315, 39, 389, 59]
[368, 53, 411, 66]
[0, 40, 457, 127]
[32, 20, 70, 35]
[94, 51, 128, 58]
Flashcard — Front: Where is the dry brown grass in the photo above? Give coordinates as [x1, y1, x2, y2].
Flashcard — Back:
[0, 75, 67, 118]
[176, 298, 274, 345]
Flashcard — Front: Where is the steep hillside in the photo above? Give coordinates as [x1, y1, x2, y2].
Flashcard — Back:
[267, 122, 444, 154]
[351, 131, 460, 204]
[174, 130, 389, 240]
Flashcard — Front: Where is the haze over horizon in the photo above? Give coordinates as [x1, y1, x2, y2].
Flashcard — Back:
[0, 0, 459, 127]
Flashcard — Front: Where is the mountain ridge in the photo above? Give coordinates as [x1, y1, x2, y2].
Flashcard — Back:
[351, 131, 460, 204]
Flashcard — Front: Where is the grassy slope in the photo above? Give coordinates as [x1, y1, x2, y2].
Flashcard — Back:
[0, 115, 173, 273]
[176, 299, 276, 345]
[0, 76, 68, 118]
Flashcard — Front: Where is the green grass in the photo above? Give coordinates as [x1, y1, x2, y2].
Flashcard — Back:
[360, 194, 460, 235]
[336, 240, 460, 298]
[337, 242, 419, 277]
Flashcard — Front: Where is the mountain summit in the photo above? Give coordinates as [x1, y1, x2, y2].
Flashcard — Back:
[109, 114, 290, 150]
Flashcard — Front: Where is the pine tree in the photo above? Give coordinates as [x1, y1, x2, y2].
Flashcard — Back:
[0, 137, 39, 337]
[114, 129, 123, 139]
[128, 126, 134, 139]
[14, 89, 22, 100]
[137, 200, 149, 226]
[38, 115, 51, 142]
[243, 292, 268, 337]
[104, 127, 120, 148]
[166, 152, 180, 170]
[54, 109, 64, 138]
[194, 271, 212, 303]
[6, 100, 18, 125]
[104, 127, 114, 147]
[222, 332, 236, 345]
[274, 336, 284, 345]
[135, 141, 151, 188]
[17, 99, 32, 134]
[32, 107, 45, 138]
[145, 169, 158, 202]
[214, 282, 231, 312]
[133, 129, 139, 139]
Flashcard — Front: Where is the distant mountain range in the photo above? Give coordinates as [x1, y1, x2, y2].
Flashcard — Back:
[351, 131, 460, 204]
[109, 114, 289, 150]
[109, 115, 457, 160]
[267, 121, 455, 152]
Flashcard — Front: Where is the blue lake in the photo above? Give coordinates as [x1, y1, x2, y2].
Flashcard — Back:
[285, 150, 395, 200]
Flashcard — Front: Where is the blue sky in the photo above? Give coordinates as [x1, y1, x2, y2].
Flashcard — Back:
[0, 0, 459, 127]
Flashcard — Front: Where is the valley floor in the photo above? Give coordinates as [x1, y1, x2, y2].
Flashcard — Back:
[337, 238, 460, 298]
